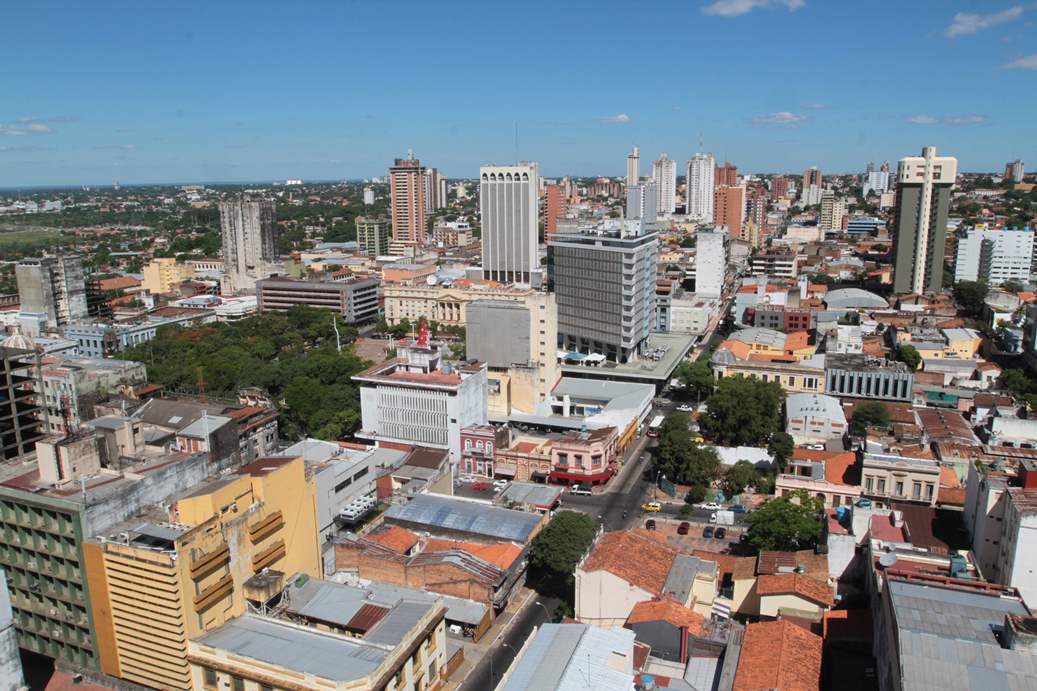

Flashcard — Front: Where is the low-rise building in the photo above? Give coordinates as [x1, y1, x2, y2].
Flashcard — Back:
[824, 354, 914, 402]
[860, 452, 940, 507]
[733, 620, 822, 691]
[38, 356, 147, 435]
[496, 623, 636, 691]
[785, 392, 847, 443]
[490, 426, 619, 485]
[381, 494, 545, 546]
[750, 248, 798, 278]
[256, 274, 379, 324]
[382, 279, 537, 327]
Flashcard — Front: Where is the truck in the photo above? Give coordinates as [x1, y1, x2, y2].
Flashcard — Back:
[710, 510, 735, 526]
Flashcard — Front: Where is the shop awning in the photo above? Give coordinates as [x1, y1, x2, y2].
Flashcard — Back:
[549, 469, 613, 483]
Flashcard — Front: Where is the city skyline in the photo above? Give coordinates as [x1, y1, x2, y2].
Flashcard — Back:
[2, 1, 1035, 187]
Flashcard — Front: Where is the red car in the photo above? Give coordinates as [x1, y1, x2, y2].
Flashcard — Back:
[472, 482, 489, 491]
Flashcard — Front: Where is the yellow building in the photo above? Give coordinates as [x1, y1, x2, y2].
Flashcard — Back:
[83, 456, 320, 690]
[142, 257, 196, 295]
[382, 280, 537, 327]
[710, 350, 826, 394]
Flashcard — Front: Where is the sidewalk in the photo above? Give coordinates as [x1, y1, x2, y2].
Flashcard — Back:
[600, 433, 651, 495]
[442, 586, 536, 690]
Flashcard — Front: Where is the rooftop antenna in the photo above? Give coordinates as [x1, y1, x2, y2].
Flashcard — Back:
[514, 121, 519, 164]
[407, 148, 414, 160]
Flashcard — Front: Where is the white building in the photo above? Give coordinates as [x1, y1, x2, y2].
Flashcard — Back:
[686, 152, 716, 222]
[480, 163, 540, 286]
[862, 170, 890, 198]
[953, 226, 1034, 285]
[352, 344, 488, 463]
[694, 227, 727, 298]
[625, 146, 640, 186]
[219, 196, 278, 294]
[625, 181, 657, 227]
[363, 186, 375, 205]
[785, 393, 848, 443]
[651, 152, 677, 215]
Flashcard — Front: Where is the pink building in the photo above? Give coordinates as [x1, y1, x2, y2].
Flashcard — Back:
[460, 425, 509, 478]
[467, 426, 620, 485]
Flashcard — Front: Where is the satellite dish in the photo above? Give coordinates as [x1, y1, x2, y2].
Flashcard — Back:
[879, 553, 898, 568]
[426, 275, 437, 286]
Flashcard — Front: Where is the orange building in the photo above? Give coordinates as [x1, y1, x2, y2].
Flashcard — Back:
[713, 185, 746, 238]
[390, 153, 427, 246]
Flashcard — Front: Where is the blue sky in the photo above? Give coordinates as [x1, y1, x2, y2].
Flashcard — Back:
[1, 0, 1035, 187]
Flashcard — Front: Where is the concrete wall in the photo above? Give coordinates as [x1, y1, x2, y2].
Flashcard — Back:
[630, 620, 682, 662]
[0, 571, 25, 691]
[758, 593, 824, 619]
[575, 568, 654, 628]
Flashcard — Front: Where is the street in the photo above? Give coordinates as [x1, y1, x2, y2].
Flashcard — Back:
[457, 594, 560, 691]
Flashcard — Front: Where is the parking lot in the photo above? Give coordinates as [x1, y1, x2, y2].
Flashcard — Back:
[637, 512, 748, 553]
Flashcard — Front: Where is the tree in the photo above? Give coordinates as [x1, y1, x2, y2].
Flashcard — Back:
[898, 344, 921, 371]
[744, 491, 824, 551]
[528, 511, 598, 601]
[685, 485, 708, 504]
[850, 401, 891, 436]
[674, 358, 714, 400]
[655, 413, 722, 486]
[767, 431, 795, 468]
[699, 376, 784, 446]
[953, 280, 989, 318]
[810, 273, 836, 286]
[1002, 279, 1025, 294]
[1000, 368, 1034, 396]
[722, 461, 760, 497]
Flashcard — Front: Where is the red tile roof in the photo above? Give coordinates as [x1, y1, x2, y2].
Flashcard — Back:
[869, 513, 907, 543]
[733, 620, 822, 691]
[756, 574, 834, 607]
[424, 538, 523, 570]
[581, 529, 677, 597]
[627, 598, 705, 634]
[369, 526, 420, 554]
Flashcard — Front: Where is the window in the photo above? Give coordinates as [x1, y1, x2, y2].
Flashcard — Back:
[232, 678, 245, 691]
[925, 484, 934, 500]
[203, 669, 218, 689]
[877, 479, 886, 494]
[912, 482, 921, 500]
[895, 481, 904, 497]
[865, 477, 873, 492]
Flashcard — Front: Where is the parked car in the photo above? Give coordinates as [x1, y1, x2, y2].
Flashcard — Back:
[471, 482, 489, 491]
[641, 501, 662, 512]
[714, 527, 727, 540]
[570, 484, 593, 496]
[457, 474, 476, 484]
[677, 403, 694, 412]
[492, 479, 510, 492]
[703, 526, 715, 538]
[730, 504, 748, 514]
[677, 521, 691, 535]
[700, 501, 722, 511]
[645, 519, 657, 530]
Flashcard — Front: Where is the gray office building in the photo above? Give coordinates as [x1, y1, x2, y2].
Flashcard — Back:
[15, 255, 88, 333]
[219, 196, 278, 292]
[824, 354, 914, 402]
[480, 163, 539, 285]
[356, 216, 392, 257]
[466, 300, 532, 368]
[549, 229, 658, 363]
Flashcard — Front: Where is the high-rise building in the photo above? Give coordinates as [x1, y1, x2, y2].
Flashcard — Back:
[141, 257, 195, 295]
[363, 186, 375, 205]
[0, 343, 43, 461]
[219, 196, 278, 293]
[747, 186, 768, 230]
[715, 161, 738, 187]
[651, 152, 677, 215]
[953, 226, 1034, 286]
[769, 175, 790, 201]
[625, 181, 658, 226]
[549, 228, 658, 363]
[863, 169, 890, 198]
[801, 166, 823, 206]
[713, 185, 745, 238]
[15, 255, 88, 334]
[543, 183, 568, 239]
[626, 146, 640, 186]
[1005, 160, 1025, 183]
[424, 167, 446, 211]
[686, 153, 716, 222]
[891, 146, 958, 294]
[356, 216, 392, 256]
[819, 190, 847, 232]
[694, 228, 728, 297]
[389, 153, 427, 247]
[480, 162, 540, 285]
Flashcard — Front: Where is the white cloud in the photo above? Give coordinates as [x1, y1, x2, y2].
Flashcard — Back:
[0, 119, 58, 136]
[752, 111, 806, 126]
[1003, 53, 1037, 69]
[702, 0, 804, 18]
[908, 114, 986, 125]
[806, 103, 829, 109]
[596, 113, 631, 124]
[946, 6, 1023, 37]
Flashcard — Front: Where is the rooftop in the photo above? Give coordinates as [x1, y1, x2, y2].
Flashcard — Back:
[581, 529, 677, 597]
[499, 624, 635, 691]
[383, 494, 543, 543]
[733, 620, 822, 691]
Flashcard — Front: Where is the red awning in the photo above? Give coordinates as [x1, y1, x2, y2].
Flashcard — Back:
[549, 469, 613, 482]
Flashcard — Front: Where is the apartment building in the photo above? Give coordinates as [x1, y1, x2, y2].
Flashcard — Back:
[256, 274, 379, 324]
[0, 345, 44, 462]
[141, 257, 196, 295]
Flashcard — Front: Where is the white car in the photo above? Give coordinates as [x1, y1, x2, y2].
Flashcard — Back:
[699, 501, 723, 511]
[677, 404, 694, 412]
[492, 479, 510, 492]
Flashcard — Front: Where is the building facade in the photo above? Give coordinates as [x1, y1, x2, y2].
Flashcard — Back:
[953, 226, 1034, 286]
[219, 197, 278, 294]
[480, 163, 539, 285]
[695, 228, 727, 297]
[1, 346, 43, 461]
[686, 153, 715, 222]
[256, 275, 379, 324]
[713, 185, 745, 239]
[549, 230, 658, 363]
[801, 167, 822, 206]
[382, 281, 537, 327]
[651, 153, 677, 215]
[824, 355, 914, 402]
[626, 146, 640, 187]
[16, 255, 88, 334]
[356, 216, 392, 257]
[891, 146, 958, 294]
[390, 153, 427, 247]
[141, 257, 196, 295]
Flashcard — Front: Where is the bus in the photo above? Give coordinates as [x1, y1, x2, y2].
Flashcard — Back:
[647, 415, 665, 437]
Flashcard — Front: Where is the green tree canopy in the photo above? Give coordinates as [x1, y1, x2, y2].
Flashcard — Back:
[850, 401, 891, 436]
[744, 490, 824, 551]
[1002, 279, 1025, 294]
[767, 431, 795, 468]
[722, 460, 760, 497]
[674, 358, 714, 400]
[528, 510, 599, 602]
[699, 376, 784, 446]
[1000, 368, 1034, 396]
[655, 413, 722, 487]
[953, 280, 989, 318]
[898, 344, 921, 371]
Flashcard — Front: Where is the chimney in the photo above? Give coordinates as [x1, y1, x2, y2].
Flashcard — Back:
[1019, 459, 1037, 490]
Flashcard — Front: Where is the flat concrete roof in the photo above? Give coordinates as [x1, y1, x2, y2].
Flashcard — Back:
[561, 331, 696, 384]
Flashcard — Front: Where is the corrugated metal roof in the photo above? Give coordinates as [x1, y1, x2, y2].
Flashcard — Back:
[363, 600, 434, 646]
[384, 494, 542, 542]
[499, 624, 636, 691]
[345, 603, 391, 633]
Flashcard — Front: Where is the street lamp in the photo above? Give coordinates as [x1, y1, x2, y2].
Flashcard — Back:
[533, 601, 552, 621]
[491, 642, 515, 687]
